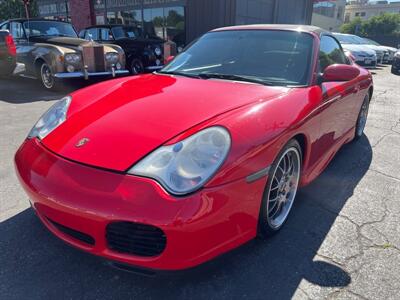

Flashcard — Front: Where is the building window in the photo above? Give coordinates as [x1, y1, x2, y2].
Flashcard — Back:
[313, 1, 336, 18]
[360, 12, 366, 17]
[345, 13, 350, 23]
[355, 12, 360, 17]
[337, 6, 344, 20]
[37, 0, 70, 22]
[93, 1, 186, 47]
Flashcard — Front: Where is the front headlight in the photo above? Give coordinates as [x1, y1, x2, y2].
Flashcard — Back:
[28, 96, 71, 139]
[105, 52, 119, 63]
[128, 126, 231, 195]
[395, 52, 400, 58]
[65, 53, 81, 64]
[154, 47, 162, 56]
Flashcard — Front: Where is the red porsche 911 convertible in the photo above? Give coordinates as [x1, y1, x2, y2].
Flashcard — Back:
[15, 25, 373, 271]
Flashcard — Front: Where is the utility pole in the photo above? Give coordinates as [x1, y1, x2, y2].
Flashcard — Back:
[65, 0, 69, 22]
[23, 0, 30, 19]
[141, 0, 145, 38]
[104, 0, 108, 24]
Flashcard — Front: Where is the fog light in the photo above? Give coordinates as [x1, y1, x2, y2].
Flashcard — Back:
[66, 65, 75, 73]
[116, 62, 122, 70]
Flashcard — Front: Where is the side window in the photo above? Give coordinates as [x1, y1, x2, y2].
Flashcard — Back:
[85, 28, 99, 40]
[100, 28, 113, 41]
[0, 23, 9, 31]
[79, 30, 85, 39]
[10, 22, 25, 39]
[319, 35, 348, 72]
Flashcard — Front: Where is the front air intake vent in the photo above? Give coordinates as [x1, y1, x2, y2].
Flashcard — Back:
[47, 218, 95, 246]
[106, 222, 166, 257]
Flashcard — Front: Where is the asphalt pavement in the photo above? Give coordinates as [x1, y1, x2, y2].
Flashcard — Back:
[0, 68, 399, 299]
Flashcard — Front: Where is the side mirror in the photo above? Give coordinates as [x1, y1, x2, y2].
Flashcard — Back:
[322, 64, 360, 82]
[165, 55, 175, 64]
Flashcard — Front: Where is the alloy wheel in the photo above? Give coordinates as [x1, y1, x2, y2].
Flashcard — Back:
[266, 147, 301, 229]
[131, 60, 144, 75]
[41, 63, 54, 89]
[356, 97, 369, 138]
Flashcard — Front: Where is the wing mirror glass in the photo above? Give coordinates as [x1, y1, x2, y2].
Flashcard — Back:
[322, 64, 360, 82]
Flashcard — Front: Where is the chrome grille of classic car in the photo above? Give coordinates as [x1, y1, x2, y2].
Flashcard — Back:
[82, 43, 106, 72]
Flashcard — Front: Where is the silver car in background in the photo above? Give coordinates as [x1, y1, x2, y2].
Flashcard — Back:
[333, 33, 377, 68]
[362, 38, 398, 64]
[333, 33, 384, 65]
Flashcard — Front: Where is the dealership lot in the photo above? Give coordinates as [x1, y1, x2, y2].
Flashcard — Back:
[1, 67, 399, 299]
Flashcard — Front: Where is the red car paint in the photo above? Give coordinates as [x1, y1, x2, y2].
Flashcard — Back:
[15, 25, 373, 270]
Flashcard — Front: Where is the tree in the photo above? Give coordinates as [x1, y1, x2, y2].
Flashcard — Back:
[0, 0, 38, 22]
[340, 13, 400, 37]
[340, 17, 364, 35]
[362, 13, 400, 36]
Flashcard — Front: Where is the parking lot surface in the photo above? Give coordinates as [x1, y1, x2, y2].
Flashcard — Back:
[1, 68, 399, 299]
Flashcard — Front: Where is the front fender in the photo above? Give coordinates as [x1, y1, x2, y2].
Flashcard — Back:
[32, 44, 69, 73]
[202, 87, 322, 187]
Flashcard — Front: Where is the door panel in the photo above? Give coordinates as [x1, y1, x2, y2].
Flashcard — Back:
[317, 35, 356, 154]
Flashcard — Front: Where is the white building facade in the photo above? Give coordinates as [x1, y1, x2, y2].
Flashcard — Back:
[345, 1, 400, 23]
[312, 0, 346, 31]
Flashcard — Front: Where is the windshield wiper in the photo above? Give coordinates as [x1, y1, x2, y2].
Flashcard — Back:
[158, 71, 201, 79]
[197, 73, 273, 85]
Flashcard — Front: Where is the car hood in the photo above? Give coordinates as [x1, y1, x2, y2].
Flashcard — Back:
[29, 36, 88, 48]
[116, 37, 164, 45]
[381, 46, 398, 53]
[362, 44, 384, 54]
[341, 43, 376, 55]
[42, 74, 290, 171]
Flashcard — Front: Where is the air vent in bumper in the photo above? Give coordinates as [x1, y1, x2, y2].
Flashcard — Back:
[106, 222, 166, 257]
[47, 218, 95, 246]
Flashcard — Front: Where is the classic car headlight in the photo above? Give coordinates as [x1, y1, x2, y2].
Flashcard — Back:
[28, 96, 71, 139]
[65, 53, 81, 64]
[395, 52, 400, 58]
[128, 126, 231, 195]
[105, 52, 119, 63]
[154, 47, 162, 56]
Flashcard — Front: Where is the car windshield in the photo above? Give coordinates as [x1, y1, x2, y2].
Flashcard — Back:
[23, 21, 77, 38]
[160, 30, 314, 86]
[333, 33, 365, 45]
[363, 38, 380, 46]
[111, 26, 143, 39]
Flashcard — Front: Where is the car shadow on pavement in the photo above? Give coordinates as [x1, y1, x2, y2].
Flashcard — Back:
[0, 76, 83, 103]
[0, 135, 372, 299]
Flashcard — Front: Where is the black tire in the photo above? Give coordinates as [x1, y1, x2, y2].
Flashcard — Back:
[354, 94, 370, 141]
[0, 65, 15, 77]
[39, 62, 62, 91]
[392, 66, 400, 75]
[258, 139, 302, 237]
[130, 58, 144, 75]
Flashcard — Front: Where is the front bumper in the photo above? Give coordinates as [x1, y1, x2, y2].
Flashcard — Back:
[356, 58, 377, 68]
[15, 139, 264, 270]
[54, 69, 129, 79]
[146, 65, 164, 71]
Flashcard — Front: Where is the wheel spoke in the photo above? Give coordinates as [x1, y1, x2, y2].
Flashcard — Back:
[269, 200, 282, 219]
[282, 155, 287, 174]
[266, 146, 301, 228]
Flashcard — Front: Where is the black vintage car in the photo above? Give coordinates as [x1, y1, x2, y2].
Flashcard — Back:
[79, 25, 165, 74]
[0, 19, 128, 90]
[0, 29, 16, 76]
[392, 50, 400, 75]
